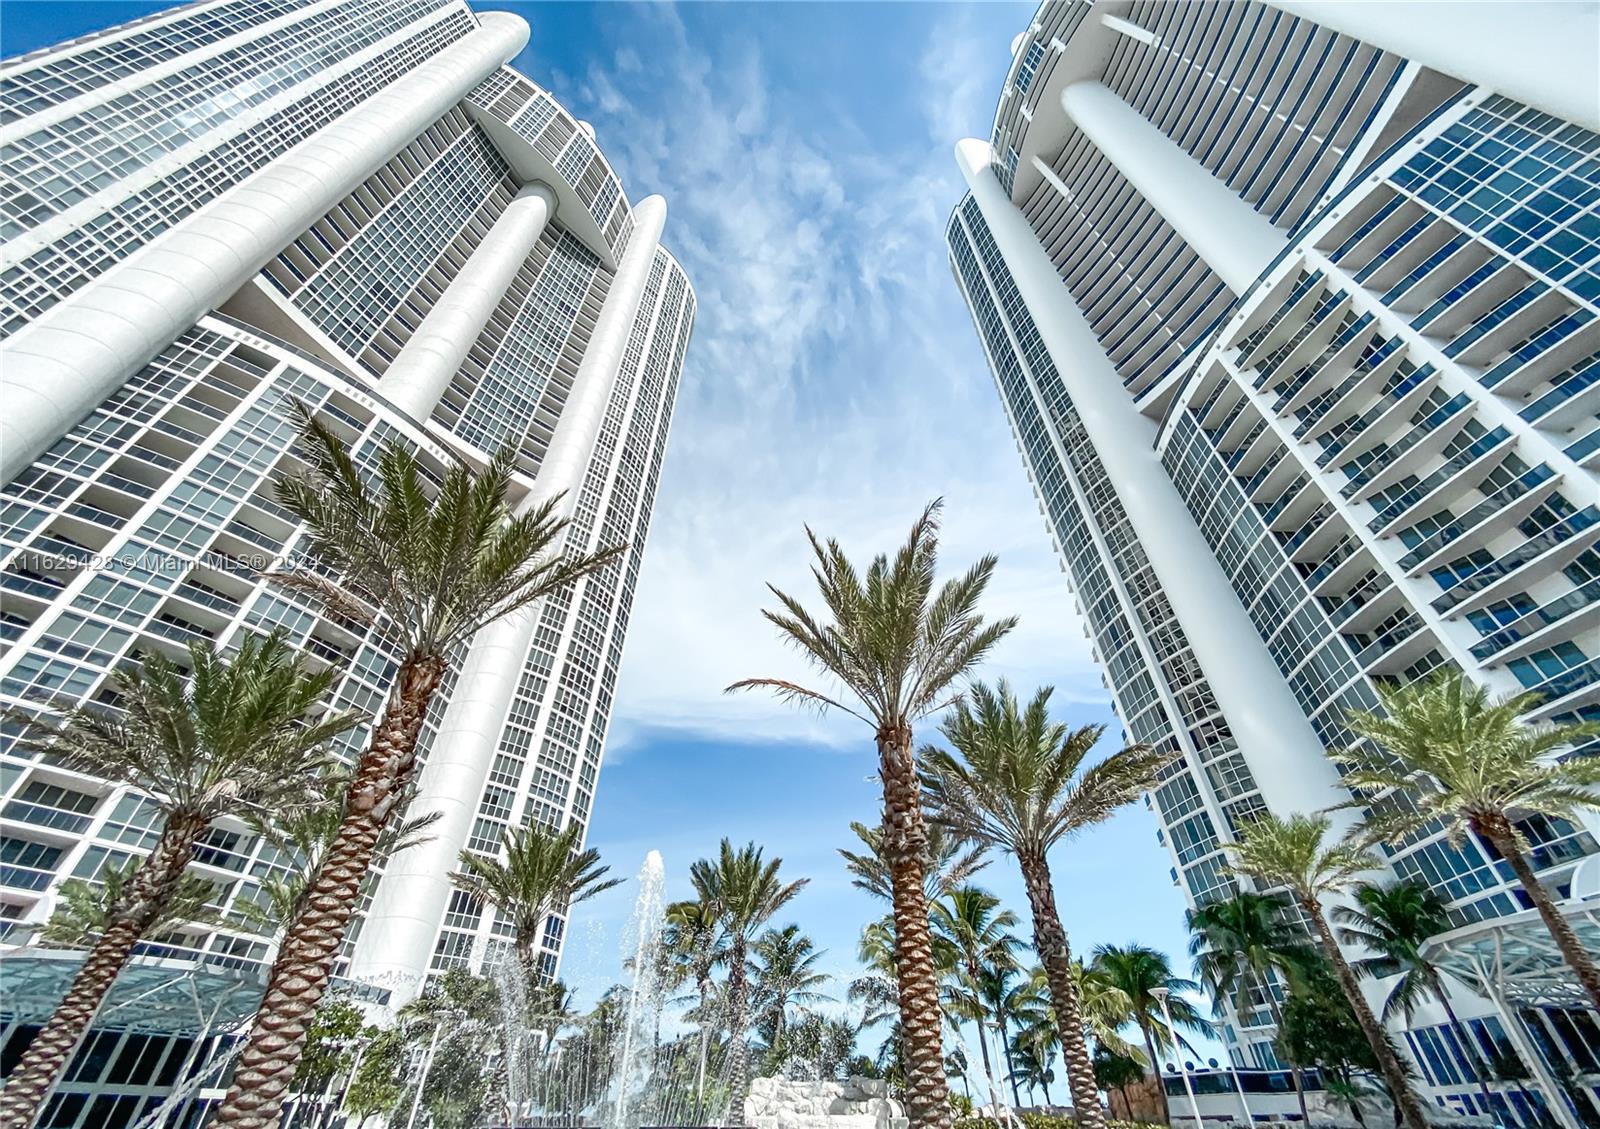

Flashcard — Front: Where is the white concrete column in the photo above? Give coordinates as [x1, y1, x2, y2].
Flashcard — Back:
[1265, 1, 1600, 132]
[956, 138, 1351, 822]
[1058, 81, 1288, 295]
[348, 196, 667, 1003]
[0, 13, 530, 486]
[378, 181, 557, 423]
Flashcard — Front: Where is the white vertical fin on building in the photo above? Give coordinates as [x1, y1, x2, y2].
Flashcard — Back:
[378, 181, 558, 422]
[956, 137, 1354, 824]
[347, 196, 669, 1005]
[1058, 81, 1289, 294]
[0, 13, 531, 485]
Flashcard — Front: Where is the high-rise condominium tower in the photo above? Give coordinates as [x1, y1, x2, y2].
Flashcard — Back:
[0, 1, 692, 1118]
[948, 2, 1598, 1123]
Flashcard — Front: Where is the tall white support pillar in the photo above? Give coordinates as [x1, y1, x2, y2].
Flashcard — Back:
[0, 13, 531, 486]
[1058, 81, 1288, 294]
[378, 181, 557, 423]
[348, 197, 668, 1003]
[956, 138, 1351, 822]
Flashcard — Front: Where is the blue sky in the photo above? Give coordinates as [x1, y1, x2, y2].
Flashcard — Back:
[2, 0, 1215, 1066]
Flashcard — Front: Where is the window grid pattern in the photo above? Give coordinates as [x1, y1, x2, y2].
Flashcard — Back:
[1, 0, 457, 235]
[0, 13, 475, 337]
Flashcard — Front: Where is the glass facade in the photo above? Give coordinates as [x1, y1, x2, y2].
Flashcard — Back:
[0, 4, 692, 1124]
[953, 0, 1598, 1119]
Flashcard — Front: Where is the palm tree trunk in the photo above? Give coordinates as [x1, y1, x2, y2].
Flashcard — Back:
[1139, 1021, 1173, 1127]
[1434, 984, 1495, 1108]
[1477, 819, 1600, 1011]
[726, 937, 751, 1127]
[1304, 898, 1430, 1129]
[213, 655, 446, 1129]
[1016, 852, 1106, 1129]
[973, 1006, 998, 1110]
[0, 808, 210, 1128]
[996, 1012, 1021, 1108]
[877, 723, 952, 1129]
[1040, 1075, 1051, 1107]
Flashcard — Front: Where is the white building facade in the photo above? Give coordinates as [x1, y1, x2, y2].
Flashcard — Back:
[947, 2, 1599, 1125]
[0, 2, 692, 1123]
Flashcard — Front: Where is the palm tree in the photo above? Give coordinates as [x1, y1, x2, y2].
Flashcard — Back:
[1334, 672, 1600, 1009]
[749, 924, 832, 1055]
[1090, 944, 1205, 1126]
[730, 501, 1016, 1129]
[1336, 881, 1495, 1106]
[690, 840, 808, 1126]
[1226, 812, 1430, 1129]
[31, 862, 220, 948]
[1059, 963, 1135, 1058]
[931, 886, 1025, 1109]
[663, 896, 728, 1119]
[977, 965, 1028, 1107]
[921, 680, 1168, 1129]
[1186, 890, 1317, 1121]
[214, 407, 621, 1128]
[452, 822, 622, 984]
[1008, 1036, 1056, 1106]
[839, 821, 987, 905]
[0, 634, 355, 1127]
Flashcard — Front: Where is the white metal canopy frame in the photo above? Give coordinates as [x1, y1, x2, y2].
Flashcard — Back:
[1421, 892, 1600, 1129]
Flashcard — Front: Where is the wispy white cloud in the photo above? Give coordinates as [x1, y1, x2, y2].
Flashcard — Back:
[533, 3, 1102, 755]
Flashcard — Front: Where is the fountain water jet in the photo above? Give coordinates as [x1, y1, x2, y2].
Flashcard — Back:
[610, 850, 666, 1129]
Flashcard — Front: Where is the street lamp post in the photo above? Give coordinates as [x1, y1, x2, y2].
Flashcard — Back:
[1211, 1020, 1253, 1126]
[1152, 986, 1203, 1129]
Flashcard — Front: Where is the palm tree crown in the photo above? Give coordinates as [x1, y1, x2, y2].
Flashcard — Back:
[272, 403, 623, 659]
[839, 820, 987, 905]
[1333, 882, 1453, 1023]
[1334, 671, 1600, 1009]
[453, 822, 623, 981]
[691, 840, 808, 1127]
[750, 924, 832, 1047]
[1186, 891, 1314, 1024]
[921, 681, 1168, 861]
[0, 633, 356, 1128]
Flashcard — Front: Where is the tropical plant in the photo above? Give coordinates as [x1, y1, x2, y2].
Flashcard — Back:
[1060, 962, 1135, 1058]
[689, 840, 808, 1126]
[289, 995, 372, 1123]
[1225, 813, 1428, 1129]
[977, 964, 1028, 1107]
[1091, 1046, 1145, 1119]
[1334, 672, 1600, 1009]
[31, 862, 219, 949]
[1009, 1033, 1057, 1105]
[1335, 881, 1495, 1104]
[1185, 890, 1317, 1121]
[731, 500, 1016, 1129]
[922, 679, 1168, 1129]
[377, 965, 502, 1125]
[239, 800, 441, 934]
[452, 821, 622, 984]
[749, 924, 832, 1054]
[1090, 944, 1205, 1126]
[214, 407, 621, 1128]
[933, 886, 1025, 1109]
[663, 895, 729, 1120]
[1275, 959, 1396, 1128]
[840, 820, 988, 905]
[0, 633, 355, 1128]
